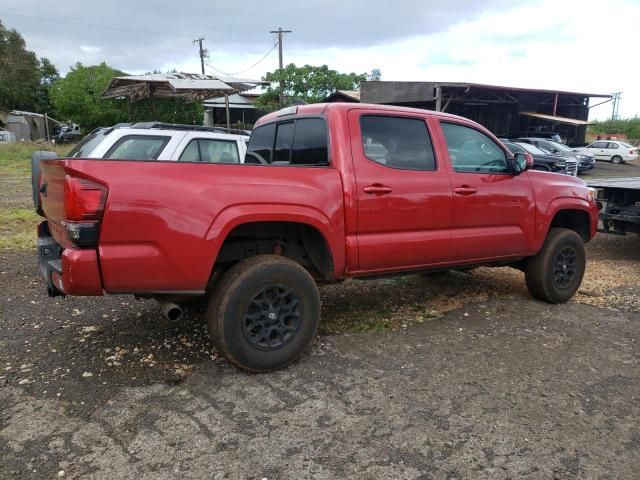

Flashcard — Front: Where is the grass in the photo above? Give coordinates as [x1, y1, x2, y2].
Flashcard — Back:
[0, 208, 40, 250]
[0, 142, 71, 251]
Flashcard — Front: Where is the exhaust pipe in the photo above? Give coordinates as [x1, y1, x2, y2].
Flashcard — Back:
[159, 301, 184, 321]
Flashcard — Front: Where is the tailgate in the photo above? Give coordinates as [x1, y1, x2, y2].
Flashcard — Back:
[40, 160, 68, 243]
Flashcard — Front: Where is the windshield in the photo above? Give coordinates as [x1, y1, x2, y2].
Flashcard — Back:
[503, 142, 525, 154]
[545, 140, 573, 152]
[518, 143, 548, 155]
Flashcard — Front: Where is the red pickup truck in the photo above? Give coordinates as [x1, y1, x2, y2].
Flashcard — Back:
[36, 103, 599, 371]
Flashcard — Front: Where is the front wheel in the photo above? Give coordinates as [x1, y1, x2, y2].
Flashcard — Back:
[525, 228, 586, 304]
[206, 255, 321, 372]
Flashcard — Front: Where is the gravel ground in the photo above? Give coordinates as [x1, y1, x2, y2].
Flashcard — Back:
[1, 231, 639, 479]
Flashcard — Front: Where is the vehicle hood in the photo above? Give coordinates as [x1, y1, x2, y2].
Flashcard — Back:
[527, 168, 590, 196]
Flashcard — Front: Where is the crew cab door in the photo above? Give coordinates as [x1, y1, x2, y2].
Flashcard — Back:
[348, 110, 453, 272]
[436, 121, 535, 261]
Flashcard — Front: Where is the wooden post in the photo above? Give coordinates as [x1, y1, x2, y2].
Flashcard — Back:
[225, 94, 231, 130]
[553, 92, 558, 116]
[44, 113, 50, 142]
[435, 85, 442, 112]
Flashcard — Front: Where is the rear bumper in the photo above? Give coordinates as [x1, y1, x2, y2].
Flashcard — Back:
[38, 221, 103, 296]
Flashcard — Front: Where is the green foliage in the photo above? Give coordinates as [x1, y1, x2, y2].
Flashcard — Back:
[254, 64, 368, 110]
[50, 62, 127, 131]
[127, 98, 204, 125]
[589, 117, 640, 140]
[51, 63, 204, 131]
[33, 57, 60, 115]
[368, 68, 382, 81]
[0, 20, 41, 111]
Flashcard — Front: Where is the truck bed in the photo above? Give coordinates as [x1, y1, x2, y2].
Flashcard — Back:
[587, 177, 640, 191]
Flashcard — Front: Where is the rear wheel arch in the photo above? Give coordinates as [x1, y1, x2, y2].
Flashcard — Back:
[210, 220, 336, 285]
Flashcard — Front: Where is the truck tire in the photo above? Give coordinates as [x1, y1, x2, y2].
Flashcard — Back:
[525, 228, 586, 304]
[206, 255, 321, 372]
[31, 151, 58, 216]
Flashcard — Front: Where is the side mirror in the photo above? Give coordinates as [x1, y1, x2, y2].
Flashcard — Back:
[513, 152, 533, 174]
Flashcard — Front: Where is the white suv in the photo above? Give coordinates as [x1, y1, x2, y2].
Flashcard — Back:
[67, 122, 249, 163]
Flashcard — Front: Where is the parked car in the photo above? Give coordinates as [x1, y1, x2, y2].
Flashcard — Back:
[510, 131, 562, 143]
[34, 103, 599, 372]
[588, 177, 640, 236]
[31, 122, 250, 214]
[575, 141, 638, 164]
[0, 127, 16, 144]
[518, 137, 595, 172]
[53, 124, 84, 144]
[501, 140, 568, 173]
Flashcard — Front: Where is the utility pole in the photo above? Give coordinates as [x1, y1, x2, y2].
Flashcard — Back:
[193, 37, 206, 74]
[611, 92, 622, 120]
[270, 27, 292, 106]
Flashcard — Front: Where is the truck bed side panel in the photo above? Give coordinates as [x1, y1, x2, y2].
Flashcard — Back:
[60, 160, 345, 293]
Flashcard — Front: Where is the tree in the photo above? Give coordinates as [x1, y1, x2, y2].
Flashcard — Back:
[589, 117, 640, 140]
[368, 69, 382, 81]
[254, 64, 368, 110]
[50, 62, 127, 130]
[0, 20, 41, 111]
[33, 57, 60, 115]
[51, 63, 205, 131]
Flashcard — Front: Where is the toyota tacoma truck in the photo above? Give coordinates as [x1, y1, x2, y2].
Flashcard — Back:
[34, 103, 599, 372]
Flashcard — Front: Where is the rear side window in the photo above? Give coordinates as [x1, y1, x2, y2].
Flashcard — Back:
[360, 115, 435, 171]
[245, 118, 329, 166]
[105, 135, 170, 160]
[179, 139, 240, 163]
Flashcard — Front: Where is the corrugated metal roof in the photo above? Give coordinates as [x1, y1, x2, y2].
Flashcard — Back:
[102, 72, 266, 102]
[519, 111, 593, 126]
[337, 90, 360, 101]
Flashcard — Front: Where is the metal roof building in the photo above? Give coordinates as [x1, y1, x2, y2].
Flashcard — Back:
[359, 81, 612, 144]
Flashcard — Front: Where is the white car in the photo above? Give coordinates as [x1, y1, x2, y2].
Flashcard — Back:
[576, 140, 638, 164]
[66, 122, 249, 163]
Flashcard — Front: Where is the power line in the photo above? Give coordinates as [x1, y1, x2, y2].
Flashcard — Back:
[1, 6, 194, 39]
[205, 40, 278, 77]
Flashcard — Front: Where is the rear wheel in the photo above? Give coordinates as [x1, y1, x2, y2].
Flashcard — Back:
[525, 228, 585, 304]
[611, 155, 623, 164]
[206, 255, 320, 372]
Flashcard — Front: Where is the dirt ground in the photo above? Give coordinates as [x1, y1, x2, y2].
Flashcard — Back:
[1, 146, 640, 478]
[1, 232, 639, 479]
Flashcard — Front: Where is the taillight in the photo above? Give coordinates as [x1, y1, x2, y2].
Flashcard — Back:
[63, 175, 107, 247]
[64, 175, 107, 221]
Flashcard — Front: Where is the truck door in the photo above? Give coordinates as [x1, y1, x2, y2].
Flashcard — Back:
[348, 110, 453, 272]
[436, 120, 535, 261]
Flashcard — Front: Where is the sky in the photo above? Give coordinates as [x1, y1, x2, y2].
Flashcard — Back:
[2, 0, 638, 120]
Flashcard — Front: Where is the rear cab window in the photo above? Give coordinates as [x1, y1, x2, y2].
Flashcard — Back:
[105, 135, 170, 160]
[246, 118, 329, 166]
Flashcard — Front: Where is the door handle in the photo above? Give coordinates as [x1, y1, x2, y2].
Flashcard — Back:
[363, 185, 393, 195]
[454, 186, 477, 195]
